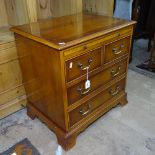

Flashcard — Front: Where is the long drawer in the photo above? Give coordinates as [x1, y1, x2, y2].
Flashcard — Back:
[69, 78, 126, 127]
[67, 59, 127, 105]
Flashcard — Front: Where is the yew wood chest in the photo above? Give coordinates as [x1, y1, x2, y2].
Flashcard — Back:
[11, 13, 136, 150]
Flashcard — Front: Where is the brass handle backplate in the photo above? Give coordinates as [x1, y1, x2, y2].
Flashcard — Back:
[109, 86, 120, 96]
[112, 44, 125, 55]
[79, 104, 91, 116]
[77, 58, 93, 71]
[111, 66, 121, 78]
[112, 48, 122, 55]
[77, 87, 91, 95]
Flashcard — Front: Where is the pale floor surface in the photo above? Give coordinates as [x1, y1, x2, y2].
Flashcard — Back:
[0, 70, 155, 155]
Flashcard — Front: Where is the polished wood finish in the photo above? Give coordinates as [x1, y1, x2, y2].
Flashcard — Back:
[14, 35, 67, 130]
[11, 13, 135, 150]
[11, 13, 135, 50]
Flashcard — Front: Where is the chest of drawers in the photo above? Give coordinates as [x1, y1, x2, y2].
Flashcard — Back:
[11, 13, 136, 150]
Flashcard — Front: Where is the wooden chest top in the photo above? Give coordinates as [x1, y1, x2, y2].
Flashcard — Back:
[11, 13, 136, 50]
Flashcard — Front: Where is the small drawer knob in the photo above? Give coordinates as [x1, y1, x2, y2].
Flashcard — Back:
[83, 45, 88, 50]
[77, 58, 93, 71]
[117, 33, 121, 37]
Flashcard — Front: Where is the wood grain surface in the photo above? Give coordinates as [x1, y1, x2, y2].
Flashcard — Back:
[11, 13, 136, 50]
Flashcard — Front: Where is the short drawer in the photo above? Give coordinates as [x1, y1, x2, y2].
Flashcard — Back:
[65, 46, 103, 82]
[64, 26, 133, 60]
[67, 59, 127, 105]
[104, 37, 130, 63]
[69, 79, 126, 127]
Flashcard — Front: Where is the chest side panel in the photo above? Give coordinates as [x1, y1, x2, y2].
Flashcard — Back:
[15, 34, 67, 131]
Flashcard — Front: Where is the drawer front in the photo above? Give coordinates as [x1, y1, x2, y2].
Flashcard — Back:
[105, 37, 130, 63]
[69, 79, 126, 127]
[67, 59, 127, 105]
[66, 47, 103, 82]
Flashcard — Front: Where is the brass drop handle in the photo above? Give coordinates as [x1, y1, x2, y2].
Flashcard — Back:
[112, 48, 122, 55]
[112, 44, 125, 55]
[77, 58, 93, 71]
[77, 87, 91, 95]
[79, 104, 91, 116]
[109, 86, 120, 96]
[111, 66, 121, 78]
